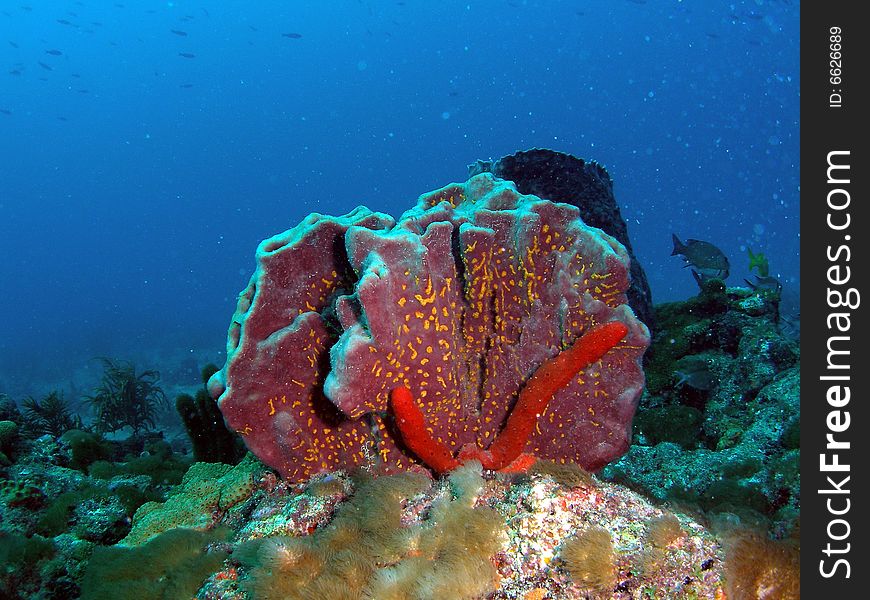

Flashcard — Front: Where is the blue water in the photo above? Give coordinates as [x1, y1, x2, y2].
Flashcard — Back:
[0, 0, 799, 399]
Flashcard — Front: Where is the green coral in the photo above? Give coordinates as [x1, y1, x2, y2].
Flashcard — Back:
[79, 527, 229, 600]
[0, 420, 18, 465]
[0, 420, 17, 447]
[0, 531, 56, 598]
[89, 439, 189, 486]
[0, 479, 46, 509]
[37, 483, 109, 537]
[120, 453, 265, 546]
[59, 429, 112, 472]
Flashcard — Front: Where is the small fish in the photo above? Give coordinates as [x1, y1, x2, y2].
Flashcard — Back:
[747, 247, 769, 277]
[673, 356, 718, 391]
[281, 32, 302, 39]
[57, 116, 68, 121]
[46, 49, 63, 56]
[38, 61, 53, 70]
[71, 73, 81, 78]
[56, 18, 73, 25]
[171, 29, 188, 36]
[178, 52, 196, 58]
[179, 83, 194, 88]
[9, 69, 22, 75]
[744, 275, 782, 293]
[0, 108, 12, 115]
[9, 41, 19, 48]
[672, 234, 729, 280]
[77, 88, 89, 93]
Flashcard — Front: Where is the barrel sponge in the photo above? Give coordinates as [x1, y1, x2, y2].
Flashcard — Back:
[211, 173, 649, 481]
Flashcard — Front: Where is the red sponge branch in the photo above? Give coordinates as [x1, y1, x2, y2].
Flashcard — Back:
[481, 321, 629, 470]
[390, 387, 460, 474]
[391, 321, 629, 474]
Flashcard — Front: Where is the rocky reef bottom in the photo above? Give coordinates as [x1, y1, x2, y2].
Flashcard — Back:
[1, 454, 799, 600]
[0, 281, 800, 599]
[2, 453, 799, 600]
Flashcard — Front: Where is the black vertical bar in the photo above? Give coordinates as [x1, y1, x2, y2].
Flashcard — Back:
[801, 1, 869, 596]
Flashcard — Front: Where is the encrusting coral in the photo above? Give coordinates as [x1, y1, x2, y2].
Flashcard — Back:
[120, 454, 265, 546]
[240, 462, 505, 600]
[79, 527, 229, 600]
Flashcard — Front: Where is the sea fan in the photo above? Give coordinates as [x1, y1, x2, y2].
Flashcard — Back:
[86, 358, 167, 435]
[22, 391, 79, 437]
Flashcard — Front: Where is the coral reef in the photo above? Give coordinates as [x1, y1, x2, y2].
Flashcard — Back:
[120, 453, 265, 546]
[0, 420, 18, 465]
[0, 158, 802, 600]
[210, 173, 649, 481]
[201, 465, 728, 599]
[79, 527, 229, 600]
[239, 462, 504, 600]
[603, 279, 800, 532]
[1, 442, 792, 599]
